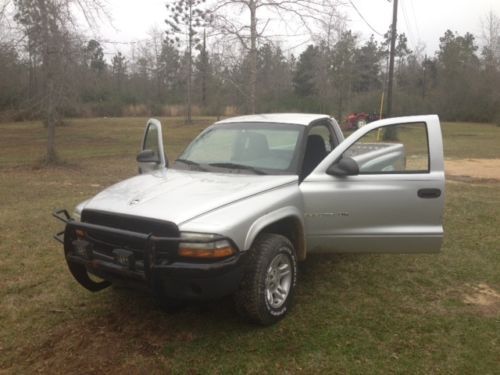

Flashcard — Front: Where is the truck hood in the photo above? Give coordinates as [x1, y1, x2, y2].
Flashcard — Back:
[81, 169, 298, 225]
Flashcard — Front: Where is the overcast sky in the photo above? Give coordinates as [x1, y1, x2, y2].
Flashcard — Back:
[97, 0, 500, 57]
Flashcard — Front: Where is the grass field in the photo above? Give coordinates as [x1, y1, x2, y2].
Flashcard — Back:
[0, 118, 499, 374]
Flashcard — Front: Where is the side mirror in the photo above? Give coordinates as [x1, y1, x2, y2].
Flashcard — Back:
[136, 149, 159, 163]
[327, 156, 359, 177]
[138, 119, 167, 174]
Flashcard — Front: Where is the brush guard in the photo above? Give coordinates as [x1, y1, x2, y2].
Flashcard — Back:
[52, 209, 229, 293]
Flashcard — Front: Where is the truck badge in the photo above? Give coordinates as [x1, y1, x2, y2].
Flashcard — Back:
[129, 198, 140, 206]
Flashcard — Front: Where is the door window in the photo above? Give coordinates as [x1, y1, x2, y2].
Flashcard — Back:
[343, 122, 429, 173]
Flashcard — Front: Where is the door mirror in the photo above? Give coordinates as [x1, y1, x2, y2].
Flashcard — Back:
[138, 119, 167, 174]
[327, 157, 359, 177]
[136, 149, 159, 163]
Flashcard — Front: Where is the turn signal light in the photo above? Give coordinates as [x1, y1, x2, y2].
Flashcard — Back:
[178, 234, 236, 259]
[178, 246, 235, 259]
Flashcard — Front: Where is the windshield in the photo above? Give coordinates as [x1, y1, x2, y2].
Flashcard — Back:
[174, 123, 303, 174]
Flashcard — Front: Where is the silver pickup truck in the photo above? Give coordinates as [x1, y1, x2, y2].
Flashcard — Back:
[53, 113, 445, 325]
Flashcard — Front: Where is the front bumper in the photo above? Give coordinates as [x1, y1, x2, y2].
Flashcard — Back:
[53, 209, 247, 300]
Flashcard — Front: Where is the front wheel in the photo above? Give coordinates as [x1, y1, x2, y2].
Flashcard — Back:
[234, 233, 297, 325]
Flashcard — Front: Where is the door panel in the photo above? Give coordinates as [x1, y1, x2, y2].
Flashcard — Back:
[301, 115, 444, 253]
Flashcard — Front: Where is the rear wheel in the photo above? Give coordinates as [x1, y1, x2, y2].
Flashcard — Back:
[234, 233, 297, 325]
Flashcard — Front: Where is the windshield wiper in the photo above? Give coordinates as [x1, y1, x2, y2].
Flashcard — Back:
[208, 162, 266, 175]
[175, 158, 208, 171]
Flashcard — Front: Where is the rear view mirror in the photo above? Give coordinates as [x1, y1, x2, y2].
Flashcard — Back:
[327, 157, 359, 177]
[136, 149, 159, 163]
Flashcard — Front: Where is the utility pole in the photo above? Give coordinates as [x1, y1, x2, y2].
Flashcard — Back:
[187, 0, 193, 124]
[422, 54, 427, 100]
[386, 0, 398, 117]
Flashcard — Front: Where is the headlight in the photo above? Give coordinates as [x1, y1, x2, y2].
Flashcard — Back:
[178, 232, 236, 259]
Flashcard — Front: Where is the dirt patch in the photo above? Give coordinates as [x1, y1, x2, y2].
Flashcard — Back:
[15, 309, 174, 374]
[463, 283, 500, 317]
[446, 159, 500, 182]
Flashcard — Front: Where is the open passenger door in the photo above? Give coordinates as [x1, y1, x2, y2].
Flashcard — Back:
[301, 115, 445, 253]
[137, 119, 167, 174]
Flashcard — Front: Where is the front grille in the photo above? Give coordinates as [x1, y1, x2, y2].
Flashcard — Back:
[81, 210, 180, 263]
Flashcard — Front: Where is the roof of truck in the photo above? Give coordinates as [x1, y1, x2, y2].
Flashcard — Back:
[214, 113, 331, 127]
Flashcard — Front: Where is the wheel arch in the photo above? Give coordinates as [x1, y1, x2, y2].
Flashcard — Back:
[244, 207, 306, 261]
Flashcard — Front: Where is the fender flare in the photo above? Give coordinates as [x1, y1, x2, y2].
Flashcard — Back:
[244, 206, 306, 260]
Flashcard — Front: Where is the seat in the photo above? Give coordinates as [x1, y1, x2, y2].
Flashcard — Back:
[302, 134, 327, 177]
[232, 132, 269, 161]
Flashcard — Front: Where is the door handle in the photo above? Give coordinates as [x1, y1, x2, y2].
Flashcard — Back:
[418, 188, 441, 199]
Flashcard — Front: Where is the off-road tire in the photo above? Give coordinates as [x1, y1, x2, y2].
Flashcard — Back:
[234, 233, 297, 325]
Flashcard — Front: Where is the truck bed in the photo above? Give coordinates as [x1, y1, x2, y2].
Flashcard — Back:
[344, 142, 406, 173]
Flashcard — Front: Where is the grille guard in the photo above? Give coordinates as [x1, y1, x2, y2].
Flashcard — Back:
[52, 209, 233, 292]
[53, 209, 228, 245]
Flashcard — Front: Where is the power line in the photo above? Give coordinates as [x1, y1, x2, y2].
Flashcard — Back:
[99, 39, 147, 45]
[281, 38, 312, 53]
[401, 0, 415, 47]
[348, 0, 384, 37]
[408, 0, 421, 42]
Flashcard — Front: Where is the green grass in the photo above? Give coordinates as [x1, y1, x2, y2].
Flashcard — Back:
[0, 117, 214, 167]
[441, 122, 500, 159]
[0, 118, 499, 373]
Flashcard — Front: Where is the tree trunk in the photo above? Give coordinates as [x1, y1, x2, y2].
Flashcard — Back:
[186, 1, 193, 124]
[201, 29, 207, 107]
[39, 0, 58, 163]
[28, 37, 36, 102]
[337, 94, 343, 123]
[46, 78, 57, 163]
[248, 0, 257, 114]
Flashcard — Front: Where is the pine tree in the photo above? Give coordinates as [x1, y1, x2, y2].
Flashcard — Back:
[86, 39, 106, 74]
[293, 45, 319, 97]
[112, 51, 127, 93]
[165, 0, 211, 123]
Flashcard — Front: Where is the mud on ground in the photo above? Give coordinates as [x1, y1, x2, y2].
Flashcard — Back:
[445, 158, 500, 183]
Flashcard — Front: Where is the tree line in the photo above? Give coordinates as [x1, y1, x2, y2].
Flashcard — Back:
[1, 1, 500, 154]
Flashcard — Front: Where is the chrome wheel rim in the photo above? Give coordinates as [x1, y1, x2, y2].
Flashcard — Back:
[265, 252, 292, 309]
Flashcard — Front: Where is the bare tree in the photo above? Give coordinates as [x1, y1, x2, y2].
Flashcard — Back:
[148, 27, 166, 106]
[111, 51, 126, 93]
[211, 0, 344, 113]
[481, 11, 500, 122]
[312, 3, 347, 49]
[0, 1, 21, 44]
[12, 0, 106, 164]
[481, 10, 500, 64]
[0, 0, 10, 21]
